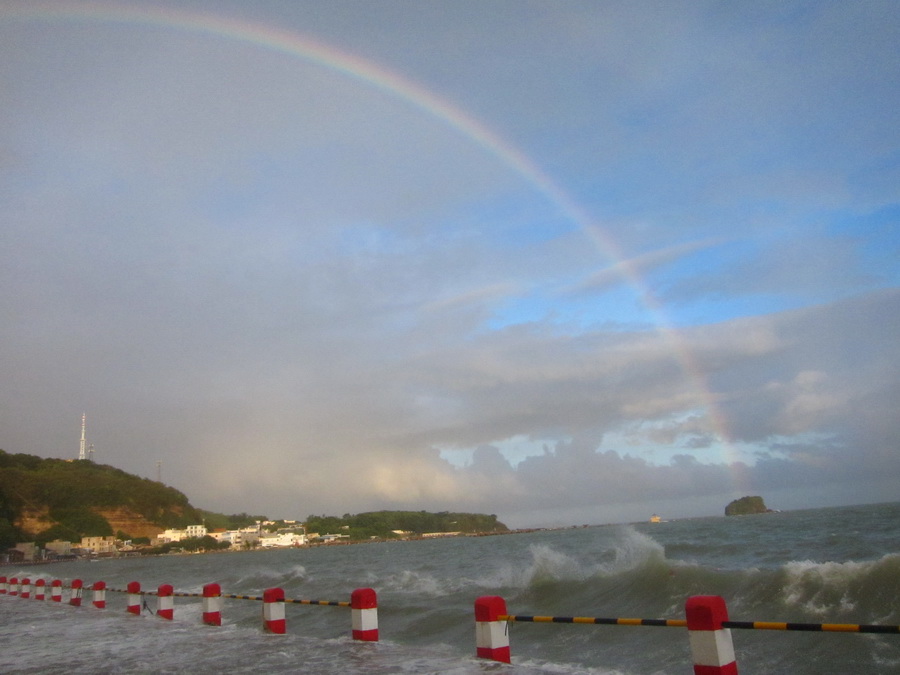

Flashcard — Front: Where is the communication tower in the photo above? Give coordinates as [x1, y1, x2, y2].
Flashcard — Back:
[78, 413, 87, 461]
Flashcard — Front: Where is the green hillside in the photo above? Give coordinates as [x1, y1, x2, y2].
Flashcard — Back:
[0, 450, 202, 549]
[305, 510, 508, 540]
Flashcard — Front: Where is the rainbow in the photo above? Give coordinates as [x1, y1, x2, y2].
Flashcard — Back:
[1, 1, 745, 487]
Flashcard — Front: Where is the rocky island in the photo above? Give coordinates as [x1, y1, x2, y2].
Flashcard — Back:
[724, 495, 772, 516]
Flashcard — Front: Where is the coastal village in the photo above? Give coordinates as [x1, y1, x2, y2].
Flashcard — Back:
[4, 519, 484, 564]
[5, 520, 322, 564]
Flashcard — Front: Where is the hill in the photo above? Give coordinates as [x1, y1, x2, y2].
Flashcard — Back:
[0, 450, 203, 549]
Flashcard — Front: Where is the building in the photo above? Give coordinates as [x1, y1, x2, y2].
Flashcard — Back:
[81, 536, 117, 555]
[259, 532, 307, 548]
[12, 542, 37, 562]
[209, 527, 261, 550]
[185, 524, 207, 539]
[45, 540, 73, 557]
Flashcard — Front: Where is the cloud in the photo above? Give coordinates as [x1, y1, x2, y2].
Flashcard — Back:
[1, 2, 898, 528]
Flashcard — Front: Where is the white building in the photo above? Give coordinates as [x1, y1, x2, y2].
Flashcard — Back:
[259, 532, 307, 548]
[185, 524, 207, 539]
[209, 527, 261, 550]
[155, 529, 186, 544]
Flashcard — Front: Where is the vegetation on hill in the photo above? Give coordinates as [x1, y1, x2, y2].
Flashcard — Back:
[725, 495, 771, 516]
[197, 510, 269, 531]
[0, 450, 202, 548]
[305, 510, 508, 540]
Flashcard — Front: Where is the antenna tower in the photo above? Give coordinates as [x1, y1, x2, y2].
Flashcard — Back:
[78, 413, 87, 460]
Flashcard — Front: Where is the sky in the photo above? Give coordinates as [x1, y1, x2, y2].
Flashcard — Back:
[1, 1, 898, 528]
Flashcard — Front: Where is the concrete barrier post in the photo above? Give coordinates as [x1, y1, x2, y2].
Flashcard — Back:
[686, 595, 738, 675]
[157, 584, 174, 620]
[0, 576, 7, 594]
[126, 581, 142, 615]
[350, 587, 379, 641]
[262, 587, 286, 634]
[92, 581, 106, 609]
[202, 583, 222, 626]
[34, 578, 46, 601]
[50, 579, 63, 602]
[475, 595, 511, 663]
[69, 579, 83, 607]
[19, 578, 31, 599]
[8, 577, 18, 596]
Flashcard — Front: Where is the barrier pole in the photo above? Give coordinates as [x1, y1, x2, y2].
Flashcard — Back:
[126, 581, 142, 615]
[262, 587, 286, 634]
[34, 578, 46, 601]
[0, 576, 6, 594]
[20, 578, 31, 599]
[202, 583, 222, 626]
[686, 595, 738, 675]
[92, 581, 106, 609]
[157, 584, 174, 620]
[69, 579, 83, 607]
[8, 577, 18, 596]
[50, 579, 63, 602]
[475, 596, 511, 663]
[350, 587, 379, 641]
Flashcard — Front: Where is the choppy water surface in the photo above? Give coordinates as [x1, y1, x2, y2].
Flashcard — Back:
[3, 502, 899, 674]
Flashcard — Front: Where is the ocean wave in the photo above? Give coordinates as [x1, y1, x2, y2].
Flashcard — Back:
[234, 563, 309, 590]
[780, 553, 900, 620]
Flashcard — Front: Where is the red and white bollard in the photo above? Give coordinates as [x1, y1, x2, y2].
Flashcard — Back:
[92, 581, 106, 609]
[202, 583, 222, 626]
[474, 595, 511, 663]
[350, 587, 379, 641]
[19, 578, 31, 599]
[8, 577, 19, 596]
[0, 576, 7, 594]
[69, 579, 83, 607]
[686, 595, 738, 675]
[126, 581, 142, 615]
[157, 584, 174, 620]
[262, 587, 286, 634]
[34, 579, 46, 601]
[50, 579, 63, 602]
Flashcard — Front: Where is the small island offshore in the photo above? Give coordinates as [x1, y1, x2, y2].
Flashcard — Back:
[724, 495, 773, 516]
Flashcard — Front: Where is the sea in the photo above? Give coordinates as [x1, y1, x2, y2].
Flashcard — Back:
[2, 502, 899, 674]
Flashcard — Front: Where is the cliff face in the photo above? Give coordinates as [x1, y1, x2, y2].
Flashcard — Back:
[725, 496, 771, 516]
[16, 506, 166, 540]
[15, 506, 53, 535]
[94, 507, 165, 539]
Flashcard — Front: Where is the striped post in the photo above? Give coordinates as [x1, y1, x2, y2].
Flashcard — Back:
[34, 578, 46, 601]
[69, 579, 83, 607]
[92, 581, 106, 609]
[686, 595, 738, 675]
[8, 577, 18, 596]
[475, 595, 511, 663]
[0, 576, 6, 594]
[202, 583, 222, 626]
[126, 581, 142, 615]
[350, 587, 379, 641]
[50, 579, 63, 602]
[262, 587, 286, 634]
[157, 584, 174, 620]
[19, 578, 31, 599]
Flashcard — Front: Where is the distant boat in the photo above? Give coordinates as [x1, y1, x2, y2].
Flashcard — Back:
[649, 514, 661, 523]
